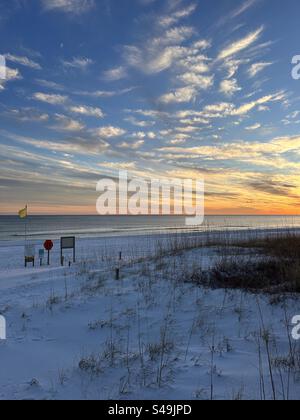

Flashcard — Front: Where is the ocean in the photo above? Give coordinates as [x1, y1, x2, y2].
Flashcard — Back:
[0, 215, 300, 242]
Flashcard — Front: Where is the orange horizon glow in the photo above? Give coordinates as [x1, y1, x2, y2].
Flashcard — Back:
[0, 205, 299, 217]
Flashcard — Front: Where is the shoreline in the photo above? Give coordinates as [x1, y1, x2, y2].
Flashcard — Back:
[2, 224, 300, 245]
[1, 225, 300, 272]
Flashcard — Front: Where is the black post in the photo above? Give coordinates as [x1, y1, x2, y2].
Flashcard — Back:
[47, 250, 50, 266]
[116, 268, 120, 280]
[119, 252, 122, 261]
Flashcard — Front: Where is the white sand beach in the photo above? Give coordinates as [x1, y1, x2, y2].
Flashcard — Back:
[0, 230, 299, 400]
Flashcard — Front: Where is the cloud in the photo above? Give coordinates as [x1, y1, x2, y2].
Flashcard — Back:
[171, 92, 280, 122]
[121, 9, 215, 107]
[179, 117, 210, 125]
[129, 109, 169, 119]
[176, 125, 199, 133]
[163, 26, 196, 44]
[247, 179, 297, 198]
[75, 87, 136, 98]
[178, 72, 214, 89]
[100, 161, 137, 171]
[287, 111, 300, 119]
[147, 132, 156, 139]
[217, 27, 264, 61]
[35, 79, 64, 91]
[169, 133, 190, 144]
[231, 92, 285, 116]
[231, 0, 258, 19]
[248, 62, 273, 77]
[124, 116, 155, 128]
[52, 114, 85, 132]
[93, 126, 126, 138]
[178, 57, 211, 76]
[245, 123, 261, 130]
[69, 105, 104, 118]
[121, 1, 210, 91]
[124, 44, 199, 75]
[118, 140, 144, 150]
[6, 67, 22, 81]
[158, 3, 197, 28]
[62, 57, 93, 70]
[159, 86, 198, 104]
[223, 58, 248, 78]
[0, 130, 109, 155]
[159, 71, 214, 104]
[0, 67, 22, 91]
[5, 53, 41, 70]
[41, 0, 95, 15]
[157, 135, 300, 168]
[33, 92, 68, 105]
[102, 66, 127, 81]
[123, 18, 205, 76]
[258, 105, 269, 112]
[132, 131, 146, 139]
[215, 0, 259, 29]
[219, 79, 241, 96]
[193, 40, 211, 50]
[2, 107, 49, 122]
[131, 131, 156, 140]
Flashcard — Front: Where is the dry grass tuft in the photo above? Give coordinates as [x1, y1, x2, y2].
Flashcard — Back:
[207, 232, 300, 294]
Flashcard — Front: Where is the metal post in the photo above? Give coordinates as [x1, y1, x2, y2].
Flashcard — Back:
[60, 238, 62, 266]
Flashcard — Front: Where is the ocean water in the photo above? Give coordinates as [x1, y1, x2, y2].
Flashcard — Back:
[0, 215, 300, 242]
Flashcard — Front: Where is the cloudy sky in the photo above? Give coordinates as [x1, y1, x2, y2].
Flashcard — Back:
[0, 0, 300, 215]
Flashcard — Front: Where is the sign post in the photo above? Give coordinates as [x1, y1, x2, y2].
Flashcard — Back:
[39, 249, 45, 266]
[60, 237, 76, 266]
[44, 240, 54, 266]
[24, 244, 35, 268]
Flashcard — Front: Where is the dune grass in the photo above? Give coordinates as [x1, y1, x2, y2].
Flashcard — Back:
[208, 231, 300, 294]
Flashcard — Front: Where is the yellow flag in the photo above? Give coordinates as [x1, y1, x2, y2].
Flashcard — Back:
[19, 206, 27, 219]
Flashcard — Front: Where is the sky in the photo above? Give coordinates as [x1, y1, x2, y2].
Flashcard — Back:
[0, 0, 300, 215]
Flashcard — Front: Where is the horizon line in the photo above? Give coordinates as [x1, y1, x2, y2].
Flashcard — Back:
[1, 213, 300, 217]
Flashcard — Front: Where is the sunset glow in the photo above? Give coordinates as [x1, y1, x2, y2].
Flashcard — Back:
[1, 0, 300, 215]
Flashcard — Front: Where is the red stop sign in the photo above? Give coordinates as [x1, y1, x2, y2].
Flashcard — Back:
[44, 240, 53, 251]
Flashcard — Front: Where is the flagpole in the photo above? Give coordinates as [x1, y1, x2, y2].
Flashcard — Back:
[25, 205, 28, 244]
